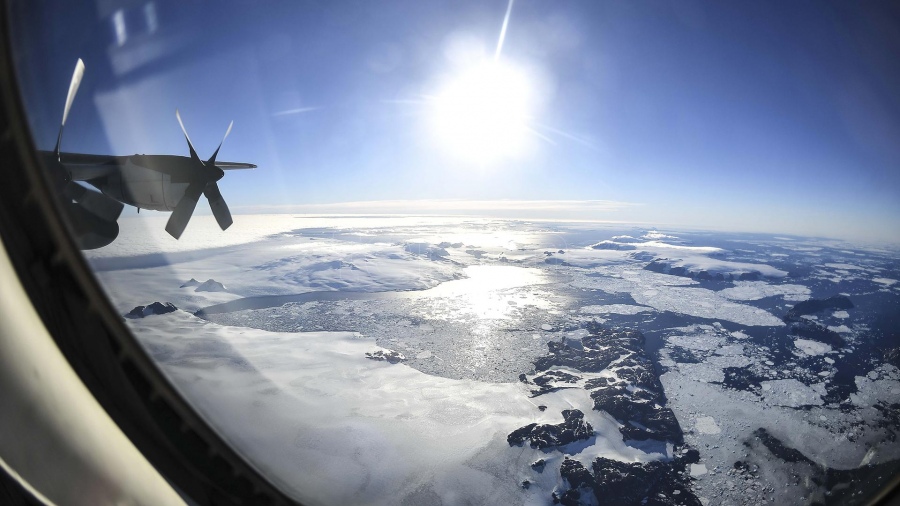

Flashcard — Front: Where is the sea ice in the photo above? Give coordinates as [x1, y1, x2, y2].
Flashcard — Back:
[579, 304, 653, 315]
[667, 333, 726, 352]
[717, 281, 810, 302]
[631, 286, 784, 327]
[794, 339, 832, 356]
[851, 366, 900, 407]
[760, 379, 826, 407]
[695, 416, 721, 435]
[677, 363, 725, 383]
[690, 464, 708, 477]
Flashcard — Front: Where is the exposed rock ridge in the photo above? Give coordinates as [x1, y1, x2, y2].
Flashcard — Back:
[125, 302, 177, 318]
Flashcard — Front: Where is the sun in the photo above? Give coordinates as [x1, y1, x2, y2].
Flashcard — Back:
[430, 60, 534, 164]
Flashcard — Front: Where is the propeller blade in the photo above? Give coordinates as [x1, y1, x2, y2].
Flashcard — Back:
[204, 182, 233, 231]
[165, 181, 205, 239]
[207, 120, 234, 166]
[55, 58, 85, 157]
[175, 109, 201, 162]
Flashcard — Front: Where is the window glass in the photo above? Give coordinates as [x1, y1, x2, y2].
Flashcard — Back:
[9, 1, 900, 504]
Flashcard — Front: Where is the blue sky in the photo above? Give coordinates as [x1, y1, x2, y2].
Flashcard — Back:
[11, 0, 900, 243]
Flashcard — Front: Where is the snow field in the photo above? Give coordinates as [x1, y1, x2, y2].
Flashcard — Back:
[129, 312, 663, 505]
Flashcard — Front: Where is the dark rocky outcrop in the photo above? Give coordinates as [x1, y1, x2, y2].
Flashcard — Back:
[552, 456, 703, 506]
[526, 369, 582, 396]
[365, 350, 406, 364]
[557, 458, 595, 505]
[516, 323, 701, 505]
[588, 457, 702, 506]
[125, 302, 177, 318]
[529, 324, 683, 444]
[507, 409, 593, 449]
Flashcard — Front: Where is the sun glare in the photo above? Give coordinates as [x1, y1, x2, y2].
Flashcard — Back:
[431, 61, 533, 164]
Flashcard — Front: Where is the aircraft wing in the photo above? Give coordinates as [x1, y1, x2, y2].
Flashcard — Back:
[50, 152, 255, 175]
[216, 162, 257, 169]
[58, 152, 125, 166]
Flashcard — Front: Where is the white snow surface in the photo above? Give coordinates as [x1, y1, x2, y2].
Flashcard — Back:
[129, 312, 660, 505]
[643, 231, 679, 240]
[86, 214, 302, 258]
[87, 216, 475, 313]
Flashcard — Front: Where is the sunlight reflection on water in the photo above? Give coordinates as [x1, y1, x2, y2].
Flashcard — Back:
[417, 265, 552, 320]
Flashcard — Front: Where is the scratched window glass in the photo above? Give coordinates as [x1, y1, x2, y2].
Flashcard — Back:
[9, 1, 900, 504]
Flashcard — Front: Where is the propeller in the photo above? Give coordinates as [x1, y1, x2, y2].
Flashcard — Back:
[165, 110, 235, 239]
[55, 58, 85, 160]
[53, 58, 124, 249]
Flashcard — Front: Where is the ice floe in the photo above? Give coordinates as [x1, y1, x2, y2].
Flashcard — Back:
[717, 281, 810, 302]
[695, 416, 721, 435]
[760, 379, 826, 407]
[793, 339, 832, 356]
[631, 286, 784, 327]
[850, 365, 900, 407]
[579, 304, 653, 315]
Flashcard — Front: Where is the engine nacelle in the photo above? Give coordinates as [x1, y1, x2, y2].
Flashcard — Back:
[94, 158, 188, 212]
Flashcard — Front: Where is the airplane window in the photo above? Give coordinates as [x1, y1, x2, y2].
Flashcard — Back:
[5, 0, 900, 504]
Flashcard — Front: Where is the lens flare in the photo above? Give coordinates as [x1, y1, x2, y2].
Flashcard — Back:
[431, 61, 533, 164]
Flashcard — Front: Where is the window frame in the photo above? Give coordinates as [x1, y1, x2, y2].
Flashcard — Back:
[0, 5, 301, 505]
